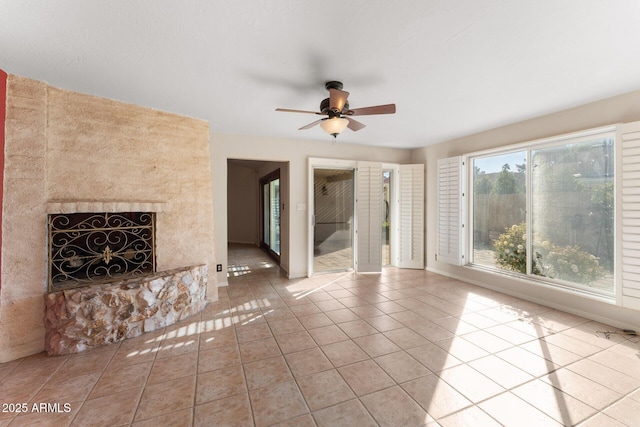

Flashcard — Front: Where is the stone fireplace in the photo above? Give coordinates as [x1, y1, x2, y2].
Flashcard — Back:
[0, 72, 217, 362]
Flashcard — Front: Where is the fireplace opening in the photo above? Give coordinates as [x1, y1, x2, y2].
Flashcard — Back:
[48, 212, 156, 292]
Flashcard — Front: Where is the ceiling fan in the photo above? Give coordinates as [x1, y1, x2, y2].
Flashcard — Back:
[276, 81, 396, 138]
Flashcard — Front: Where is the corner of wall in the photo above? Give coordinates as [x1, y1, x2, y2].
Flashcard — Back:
[0, 69, 7, 295]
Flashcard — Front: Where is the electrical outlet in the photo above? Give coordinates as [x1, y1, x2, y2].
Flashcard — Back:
[216, 264, 222, 272]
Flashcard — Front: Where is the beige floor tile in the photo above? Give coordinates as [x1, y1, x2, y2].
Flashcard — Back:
[236, 321, 273, 343]
[407, 342, 463, 372]
[55, 349, 115, 378]
[275, 330, 317, 354]
[364, 314, 405, 332]
[468, 354, 534, 390]
[197, 344, 241, 373]
[273, 413, 316, 427]
[437, 364, 505, 403]
[437, 405, 502, 427]
[72, 387, 142, 426]
[528, 310, 589, 333]
[134, 375, 196, 422]
[349, 304, 385, 319]
[567, 358, 640, 395]
[249, 380, 308, 427]
[147, 351, 198, 385]
[193, 393, 252, 427]
[297, 369, 355, 411]
[196, 365, 246, 404]
[484, 322, 537, 346]
[401, 374, 472, 419]
[372, 300, 407, 314]
[198, 328, 238, 350]
[307, 324, 349, 346]
[155, 334, 200, 360]
[577, 412, 628, 426]
[9, 401, 81, 427]
[431, 316, 478, 335]
[312, 399, 377, 427]
[496, 346, 559, 377]
[289, 303, 322, 316]
[519, 339, 583, 367]
[88, 361, 152, 399]
[298, 312, 334, 329]
[244, 355, 293, 390]
[337, 319, 378, 338]
[239, 336, 281, 363]
[542, 332, 602, 357]
[375, 351, 431, 383]
[338, 360, 395, 396]
[360, 385, 432, 427]
[132, 407, 193, 427]
[384, 327, 430, 350]
[321, 340, 369, 367]
[353, 333, 402, 358]
[268, 317, 305, 336]
[436, 336, 490, 363]
[32, 370, 101, 404]
[285, 347, 333, 378]
[461, 329, 513, 354]
[313, 299, 347, 312]
[324, 308, 360, 323]
[542, 368, 622, 410]
[479, 392, 562, 427]
[512, 379, 596, 425]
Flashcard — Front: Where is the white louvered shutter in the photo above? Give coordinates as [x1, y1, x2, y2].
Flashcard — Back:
[437, 156, 466, 266]
[620, 122, 640, 310]
[398, 164, 424, 269]
[356, 162, 383, 273]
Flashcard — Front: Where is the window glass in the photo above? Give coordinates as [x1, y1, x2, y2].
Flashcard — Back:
[472, 151, 527, 270]
[531, 138, 614, 292]
[470, 134, 614, 295]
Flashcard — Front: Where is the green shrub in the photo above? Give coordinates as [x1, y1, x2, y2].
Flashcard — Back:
[493, 223, 528, 274]
[493, 222, 605, 285]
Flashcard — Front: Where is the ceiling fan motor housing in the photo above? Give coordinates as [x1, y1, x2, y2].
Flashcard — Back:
[320, 98, 349, 117]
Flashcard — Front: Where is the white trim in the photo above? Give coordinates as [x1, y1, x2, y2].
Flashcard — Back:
[465, 125, 618, 159]
[308, 158, 357, 277]
[465, 125, 617, 298]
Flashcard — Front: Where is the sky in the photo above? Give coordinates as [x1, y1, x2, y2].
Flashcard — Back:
[473, 151, 527, 174]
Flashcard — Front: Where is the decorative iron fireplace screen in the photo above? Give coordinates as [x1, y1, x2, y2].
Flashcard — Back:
[48, 212, 156, 292]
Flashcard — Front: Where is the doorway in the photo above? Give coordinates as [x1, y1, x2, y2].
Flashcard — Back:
[260, 169, 280, 262]
[312, 167, 355, 273]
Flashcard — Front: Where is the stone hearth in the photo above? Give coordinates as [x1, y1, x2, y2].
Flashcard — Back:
[43, 265, 207, 356]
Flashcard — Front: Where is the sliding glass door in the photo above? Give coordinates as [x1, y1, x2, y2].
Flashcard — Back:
[261, 170, 280, 262]
[313, 168, 355, 272]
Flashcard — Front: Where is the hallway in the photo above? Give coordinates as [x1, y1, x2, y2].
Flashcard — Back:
[0, 244, 639, 426]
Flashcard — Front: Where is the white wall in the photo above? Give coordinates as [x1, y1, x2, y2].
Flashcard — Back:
[211, 133, 412, 285]
[413, 88, 640, 331]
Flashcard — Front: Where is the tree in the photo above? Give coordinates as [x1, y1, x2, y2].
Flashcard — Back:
[494, 163, 518, 195]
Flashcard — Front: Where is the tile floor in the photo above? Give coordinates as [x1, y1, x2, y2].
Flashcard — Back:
[1, 243, 640, 426]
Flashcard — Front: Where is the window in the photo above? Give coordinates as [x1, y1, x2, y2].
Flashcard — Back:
[470, 130, 615, 296]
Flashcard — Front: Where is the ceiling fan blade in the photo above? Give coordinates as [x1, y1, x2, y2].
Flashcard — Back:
[345, 117, 366, 131]
[329, 88, 349, 112]
[346, 103, 396, 116]
[298, 119, 324, 130]
[276, 108, 321, 115]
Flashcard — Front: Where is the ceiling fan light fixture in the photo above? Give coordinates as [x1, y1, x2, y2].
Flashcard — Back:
[320, 117, 349, 138]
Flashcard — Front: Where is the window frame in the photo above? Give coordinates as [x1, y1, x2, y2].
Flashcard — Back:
[466, 125, 617, 299]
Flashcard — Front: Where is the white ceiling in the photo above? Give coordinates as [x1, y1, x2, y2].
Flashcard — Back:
[2, 1, 640, 149]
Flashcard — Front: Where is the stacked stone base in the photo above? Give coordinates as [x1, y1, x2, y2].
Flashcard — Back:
[44, 265, 208, 356]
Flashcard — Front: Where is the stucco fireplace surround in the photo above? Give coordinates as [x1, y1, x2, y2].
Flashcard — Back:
[0, 72, 217, 362]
